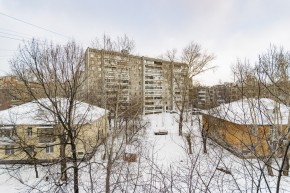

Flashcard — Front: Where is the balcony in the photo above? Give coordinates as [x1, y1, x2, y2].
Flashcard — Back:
[37, 127, 55, 144]
[38, 135, 55, 143]
[0, 127, 15, 145]
[145, 91, 163, 95]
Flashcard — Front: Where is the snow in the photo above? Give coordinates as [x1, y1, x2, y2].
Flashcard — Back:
[0, 98, 107, 125]
[143, 113, 195, 165]
[203, 98, 290, 125]
[0, 137, 14, 145]
[0, 112, 289, 192]
[125, 144, 137, 154]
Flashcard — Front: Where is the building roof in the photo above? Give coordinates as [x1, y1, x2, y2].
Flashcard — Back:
[0, 98, 107, 125]
[86, 47, 186, 65]
[125, 144, 138, 154]
[203, 98, 290, 125]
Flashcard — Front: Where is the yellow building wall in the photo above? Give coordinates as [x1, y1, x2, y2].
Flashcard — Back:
[75, 115, 108, 156]
[202, 114, 288, 158]
[0, 114, 108, 161]
[0, 125, 60, 161]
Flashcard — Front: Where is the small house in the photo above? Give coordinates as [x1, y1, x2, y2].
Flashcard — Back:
[0, 98, 108, 163]
[202, 98, 290, 158]
[124, 144, 138, 162]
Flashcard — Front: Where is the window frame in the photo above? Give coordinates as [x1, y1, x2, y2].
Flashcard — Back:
[45, 145, 54, 153]
[27, 127, 33, 137]
[5, 145, 15, 155]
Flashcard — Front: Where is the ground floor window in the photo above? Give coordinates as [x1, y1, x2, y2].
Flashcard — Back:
[5, 145, 15, 155]
[27, 127, 33, 137]
[25, 145, 35, 156]
[46, 145, 54, 153]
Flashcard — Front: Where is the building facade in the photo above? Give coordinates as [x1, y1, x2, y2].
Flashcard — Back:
[190, 83, 243, 109]
[0, 98, 108, 163]
[0, 76, 23, 110]
[85, 48, 189, 115]
[190, 79, 290, 110]
[202, 98, 290, 158]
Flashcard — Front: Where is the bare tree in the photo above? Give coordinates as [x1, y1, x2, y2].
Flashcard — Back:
[91, 34, 135, 54]
[166, 42, 214, 136]
[199, 45, 290, 192]
[8, 38, 97, 193]
[253, 45, 290, 192]
[87, 34, 148, 193]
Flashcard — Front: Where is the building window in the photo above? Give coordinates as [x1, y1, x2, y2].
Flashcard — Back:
[27, 127, 32, 137]
[250, 127, 257, 136]
[5, 145, 14, 155]
[270, 141, 278, 151]
[0, 127, 15, 138]
[270, 126, 278, 140]
[25, 145, 35, 155]
[77, 152, 84, 157]
[46, 145, 54, 153]
[37, 128, 55, 143]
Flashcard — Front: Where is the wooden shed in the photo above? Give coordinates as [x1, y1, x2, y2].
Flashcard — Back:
[124, 144, 138, 162]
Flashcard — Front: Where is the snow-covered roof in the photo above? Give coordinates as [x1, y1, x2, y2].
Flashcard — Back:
[0, 98, 107, 125]
[125, 145, 138, 154]
[203, 98, 290, 125]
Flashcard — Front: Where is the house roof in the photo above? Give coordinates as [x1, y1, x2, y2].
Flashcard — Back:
[125, 144, 138, 154]
[0, 98, 107, 125]
[203, 98, 290, 125]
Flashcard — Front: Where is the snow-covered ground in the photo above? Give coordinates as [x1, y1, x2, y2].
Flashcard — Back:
[0, 113, 289, 192]
[143, 113, 290, 193]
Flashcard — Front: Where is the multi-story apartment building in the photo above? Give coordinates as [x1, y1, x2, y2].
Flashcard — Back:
[85, 48, 189, 115]
[191, 83, 241, 109]
[190, 80, 290, 110]
[0, 76, 26, 110]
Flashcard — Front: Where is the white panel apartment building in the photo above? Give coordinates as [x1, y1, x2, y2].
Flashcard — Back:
[85, 48, 189, 115]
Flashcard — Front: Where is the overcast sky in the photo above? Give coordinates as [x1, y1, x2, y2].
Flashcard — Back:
[1, 0, 290, 85]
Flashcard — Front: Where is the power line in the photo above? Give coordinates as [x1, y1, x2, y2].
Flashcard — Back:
[0, 35, 23, 41]
[0, 27, 32, 38]
[0, 55, 12, 56]
[0, 31, 30, 40]
[0, 49, 17, 51]
[0, 12, 71, 39]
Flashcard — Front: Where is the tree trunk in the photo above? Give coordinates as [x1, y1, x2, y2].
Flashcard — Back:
[60, 135, 67, 181]
[105, 154, 112, 193]
[202, 127, 208, 154]
[186, 134, 193, 154]
[102, 150, 107, 160]
[89, 163, 94, 193]
[71, 142, 79, 193]
[125, 118, 128, 143]
[267, 158, 274, 176]
[202, 137, 207, 154]
[34, 161, 39, 178]
[282, 156, 289, 176]
[179, 110, 184, 136]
